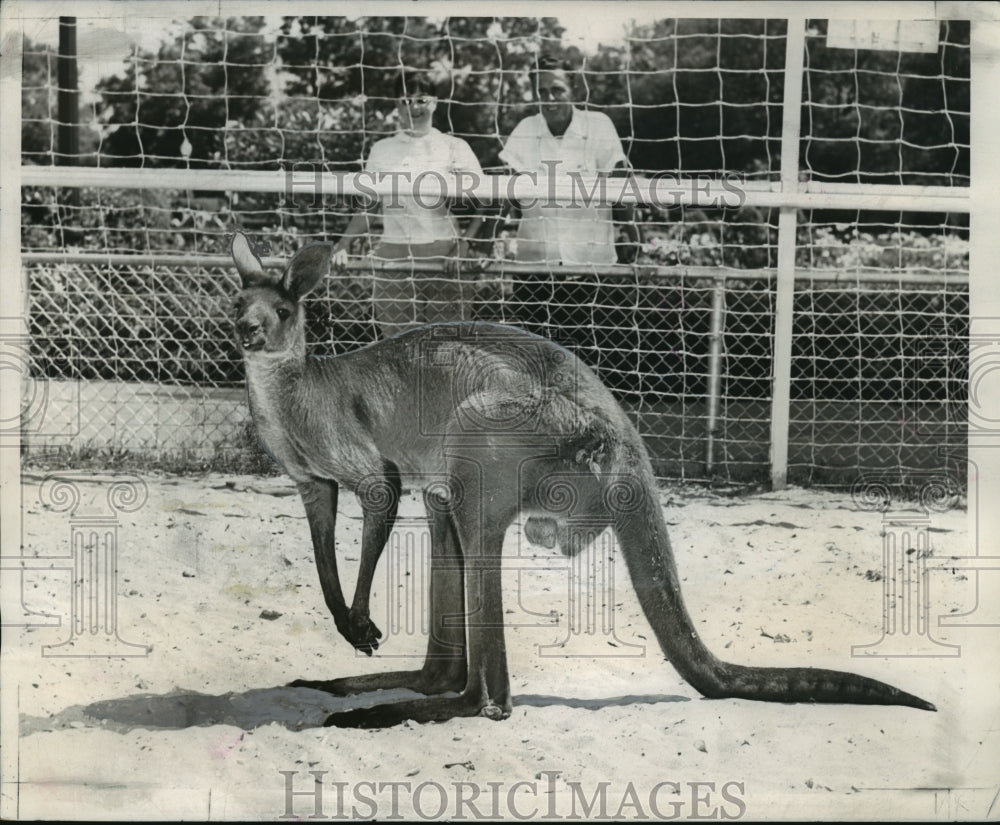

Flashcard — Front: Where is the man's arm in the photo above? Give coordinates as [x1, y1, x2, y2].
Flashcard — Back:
[611, 161, 642, 265]
[473, 169, 520, 260]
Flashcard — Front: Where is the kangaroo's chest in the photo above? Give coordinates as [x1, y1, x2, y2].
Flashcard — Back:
[247, 384, 384, 486]
[247, 386, 309, 477]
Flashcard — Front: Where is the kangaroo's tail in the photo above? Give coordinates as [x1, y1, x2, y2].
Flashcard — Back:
[608, 467, 936, 712]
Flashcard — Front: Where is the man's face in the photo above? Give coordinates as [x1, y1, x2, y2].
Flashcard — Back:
[534, 70, 573, 129]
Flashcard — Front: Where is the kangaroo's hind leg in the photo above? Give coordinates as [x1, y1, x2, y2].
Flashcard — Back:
[291, 487, 467, 698]
[415, 488, 468, 693]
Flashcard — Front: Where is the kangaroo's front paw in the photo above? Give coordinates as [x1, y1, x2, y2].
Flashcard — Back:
[343, 608, 383, 656]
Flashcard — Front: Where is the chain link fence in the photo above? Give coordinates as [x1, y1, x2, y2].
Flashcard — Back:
[22, 232, 968, 485]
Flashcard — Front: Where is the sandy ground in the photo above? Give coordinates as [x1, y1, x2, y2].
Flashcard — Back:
[2, 471, 997, 821]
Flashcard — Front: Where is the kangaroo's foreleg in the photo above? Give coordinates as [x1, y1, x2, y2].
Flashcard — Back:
[296, 478, 355, 644]
[345, 465, 403, 654]
[294, 489, 469, 700]
[323, 461, 515, 728]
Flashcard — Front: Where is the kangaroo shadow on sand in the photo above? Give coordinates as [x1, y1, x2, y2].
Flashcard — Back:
[20, 687, 690, 734]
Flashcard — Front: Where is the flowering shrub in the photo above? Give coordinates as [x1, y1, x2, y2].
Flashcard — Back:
[639, 214, 968, 274]
[797, 226, 968, 273]
[642, 230, 724, 267]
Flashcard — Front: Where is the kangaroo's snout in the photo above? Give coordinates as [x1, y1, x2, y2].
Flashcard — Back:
[236, 318, 266, 352]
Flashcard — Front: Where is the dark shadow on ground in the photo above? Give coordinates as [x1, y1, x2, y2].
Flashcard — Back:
[20, 687, 689, 734]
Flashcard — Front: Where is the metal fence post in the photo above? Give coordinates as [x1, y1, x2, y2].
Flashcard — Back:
[57, 18, 80, 165]
[769, 19, 806, 490]
[705, 275, 725, 475]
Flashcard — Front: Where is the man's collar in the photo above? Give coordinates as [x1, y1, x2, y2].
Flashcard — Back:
[540, 107, 582, 138]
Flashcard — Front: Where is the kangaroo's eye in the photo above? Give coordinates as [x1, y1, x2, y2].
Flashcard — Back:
[276, 307, 292, 321]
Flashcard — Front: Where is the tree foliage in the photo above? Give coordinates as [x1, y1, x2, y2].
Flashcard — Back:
[22, 39, 99, 164]
[22, 16, 970, 257]
[93, 17, 272, 167]
[32, 14, 967, 184]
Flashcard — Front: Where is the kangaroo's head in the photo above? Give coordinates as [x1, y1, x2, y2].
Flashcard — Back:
[230, 232, 331, 357]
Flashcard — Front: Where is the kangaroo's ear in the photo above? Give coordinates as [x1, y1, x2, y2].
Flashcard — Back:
[231, 232, 270, 288]
[282, 242, 331, 300]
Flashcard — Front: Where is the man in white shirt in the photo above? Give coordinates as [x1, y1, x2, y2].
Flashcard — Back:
[332, 71, 485, 338]
[497, 57, 641, 337]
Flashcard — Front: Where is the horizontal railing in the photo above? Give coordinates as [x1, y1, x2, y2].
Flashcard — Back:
[20, 253, 970, 286]
[20, 166, 972, 214]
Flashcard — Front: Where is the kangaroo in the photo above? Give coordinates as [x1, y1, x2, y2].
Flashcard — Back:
[229, 231, 935, 728]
